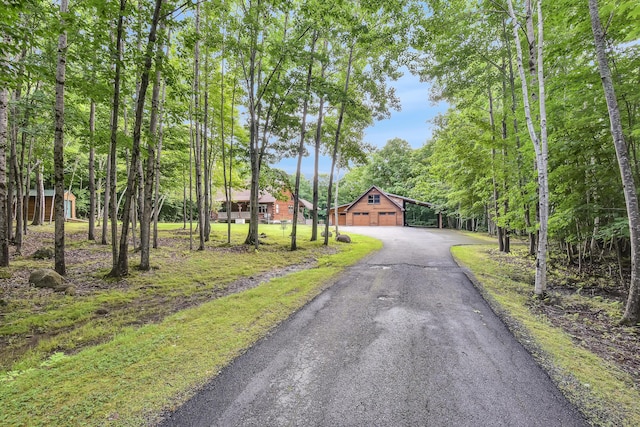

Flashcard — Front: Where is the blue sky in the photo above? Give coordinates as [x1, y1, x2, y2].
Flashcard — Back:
[274, 68, 449, 178]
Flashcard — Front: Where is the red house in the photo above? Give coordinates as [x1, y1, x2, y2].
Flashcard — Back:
[329, 185, 441, 227]
[214, 188, 312, 224]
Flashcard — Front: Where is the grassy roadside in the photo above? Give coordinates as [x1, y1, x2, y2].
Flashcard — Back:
[0, 225, 381, 426]
[453, 244, 640, 427]
[0, 223, 347, 372]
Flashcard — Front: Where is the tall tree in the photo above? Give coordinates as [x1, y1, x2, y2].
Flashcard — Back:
[140, 25, 165, 270]
[53, 0, 69, 275]
[291, 31, 317, 250]
[111, 0, 164, 277]
[88, 99, 96, 241]
[0, 72, 8, 267]
[507, 0, 549, 296]
[193, 2, 205, 251]
[310, 39, 329, 242]
[589, 0, 640, 324]
[107, 0, 126, 264]
[324, 42, 354, 246]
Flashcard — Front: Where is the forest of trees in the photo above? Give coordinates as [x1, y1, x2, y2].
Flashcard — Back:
[1, 1, 640, 323]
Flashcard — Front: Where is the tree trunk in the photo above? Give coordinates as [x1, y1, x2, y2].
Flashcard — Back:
[203, 44, 211, 243]
[32, 163, 44, 225]
[53, 0, 69, 275]
[193, 3, 205, 251]
[108, 0, 126, 264]
[8, 90, 19, 245]
[220, 40, 231, 244]
[325, 44, 354, 246]
[291, 31, 317, 251]
[153, 40, 168, 249]
[112, 0, 164, 277]
[0, 80, 9, 266]
[88, 100, 96, 240]
[311, 40, 329, 242]
[11, 92, 23, 255]
[589, 0, 640, 324]
[488, 83, 504, 252]
[140, 26, 164, 271]
[507, 0, 549, 295]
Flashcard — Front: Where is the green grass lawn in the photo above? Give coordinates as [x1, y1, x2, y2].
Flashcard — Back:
[453, 244, 640, 427]
[0, 223, 381, 426]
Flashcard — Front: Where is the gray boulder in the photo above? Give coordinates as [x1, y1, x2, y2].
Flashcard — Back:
[32, 247, 54, 259]
[321, 230, 333, 237]
[29, 269, 68, 292]
[336, 234, 351, 243]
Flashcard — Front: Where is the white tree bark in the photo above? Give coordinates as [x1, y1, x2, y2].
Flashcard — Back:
[589, 0, 640, 324]
[0, 83, 9, 266]
[507, 0, 549, 295]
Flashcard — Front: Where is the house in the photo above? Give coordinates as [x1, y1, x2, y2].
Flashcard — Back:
[27, 189, 77, 221]
[213, 188, 312, 224]
[328, 185, 442, 228]
[328, 203, 350, 226]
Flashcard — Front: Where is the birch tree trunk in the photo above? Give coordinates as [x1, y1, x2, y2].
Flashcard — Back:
[53, 0, 69, 275]
[589, 0, 640, 324]
[0, 81, 9, 266]
[507, 0, 549, 295]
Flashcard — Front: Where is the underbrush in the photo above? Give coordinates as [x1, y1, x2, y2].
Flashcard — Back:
[453, 244, 640, 426]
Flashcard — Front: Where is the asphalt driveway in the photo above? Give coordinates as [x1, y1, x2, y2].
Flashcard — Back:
[159, 227, 586, 427]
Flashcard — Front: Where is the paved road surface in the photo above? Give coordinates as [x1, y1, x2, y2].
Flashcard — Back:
[159, 227, 586, 427]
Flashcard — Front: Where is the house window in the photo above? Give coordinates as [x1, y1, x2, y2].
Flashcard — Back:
[258, 204, 268, 214]
[368, 194, 380, 204]
[276, 205, 280, 214]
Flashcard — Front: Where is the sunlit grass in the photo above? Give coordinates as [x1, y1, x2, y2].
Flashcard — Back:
[0, 223, 381, 426]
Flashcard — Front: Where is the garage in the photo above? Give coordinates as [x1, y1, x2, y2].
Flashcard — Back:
[336, 185, 441, 228]
[378, 212, 396, 226]
[353, 212, 370, 226]
[338, 213, 346, 226]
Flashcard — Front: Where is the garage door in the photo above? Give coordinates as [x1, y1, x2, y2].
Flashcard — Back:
[352, 212, 370, 226]
[378, 212, 397, 226]
[338, 213, 346, 226]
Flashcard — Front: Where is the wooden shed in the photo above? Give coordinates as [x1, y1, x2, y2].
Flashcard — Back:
[28, 190, 77, 221]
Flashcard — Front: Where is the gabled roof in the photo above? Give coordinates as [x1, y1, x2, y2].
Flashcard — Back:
[299, 198, 314, 210]
[344, 185, 405, 212]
